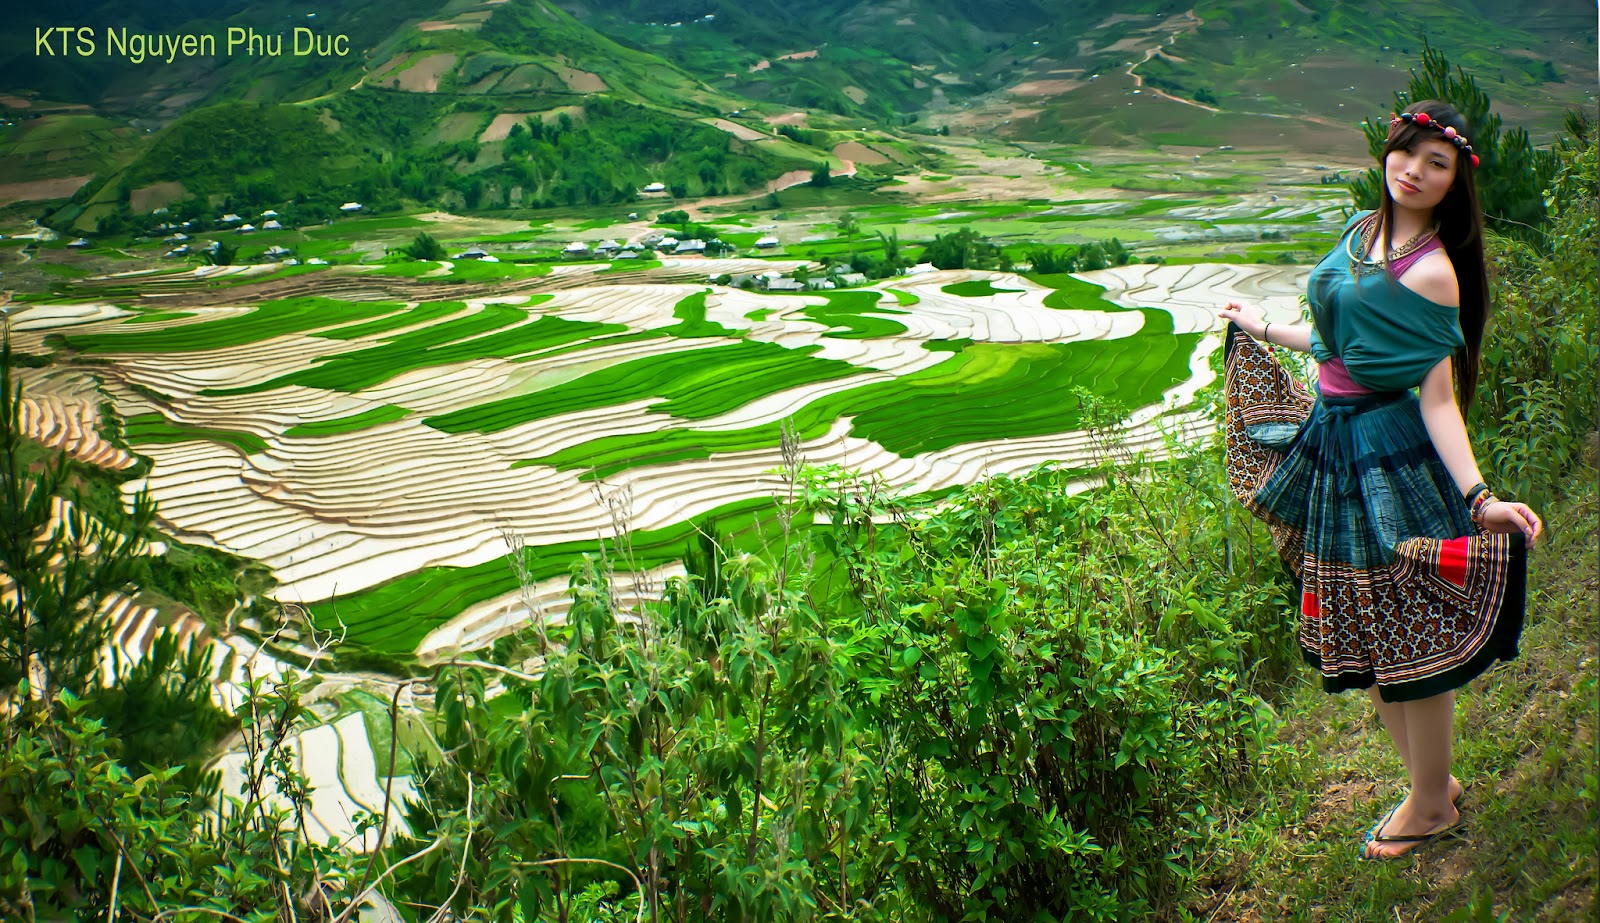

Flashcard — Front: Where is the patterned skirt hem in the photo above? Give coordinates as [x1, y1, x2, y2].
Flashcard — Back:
[1296, 535, 1527, 702]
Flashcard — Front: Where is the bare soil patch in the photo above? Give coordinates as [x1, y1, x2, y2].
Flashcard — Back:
[764, 111, 806, 125]
[130, 181, 187, 213]
[749, 59, 770, 73]
[706, 118, 768, 142]
[0, 175, 92, 206]
[363, 52, 413, 86]
[556, 67, 608, 93]
[1009, 79, 1084, 97]
[832, 141, 890, 165]
[778, 50, 818, 61]
[393, 53, 457, 92]
[481, 112, 532, 142]
[1095, 13, 1154, 28]
[417, 20, 465, 31]
[0, 96, 32, 108]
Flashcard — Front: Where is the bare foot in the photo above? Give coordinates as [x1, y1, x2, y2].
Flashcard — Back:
[1363, 796, 1461, 860]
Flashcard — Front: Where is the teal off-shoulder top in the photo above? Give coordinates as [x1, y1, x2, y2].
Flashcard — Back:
[1306, 210, 1465, 392]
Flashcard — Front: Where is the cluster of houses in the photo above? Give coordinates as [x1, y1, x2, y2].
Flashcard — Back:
[719, 264, 873, 292]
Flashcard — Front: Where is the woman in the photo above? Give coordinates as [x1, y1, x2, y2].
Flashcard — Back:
[1217, 99, 1544, 861]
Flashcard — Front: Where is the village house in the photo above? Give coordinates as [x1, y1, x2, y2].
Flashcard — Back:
[837, 272, 868, 286]
[675, 239, 706, 254]
[754, 235, 780, 249]
[260, 210, 278, 218]
[220, 214, 242, 224]
[457, 247, 489, 260]
[262, 220, 283, 231]
[340, 202, 363, 213]
[641, 182, 666, 193]
[563, 241, 591, 258]
[594, 239, 621, 253]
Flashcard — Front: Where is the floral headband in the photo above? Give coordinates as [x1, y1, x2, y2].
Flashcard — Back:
[1390, 111, 1480, 169]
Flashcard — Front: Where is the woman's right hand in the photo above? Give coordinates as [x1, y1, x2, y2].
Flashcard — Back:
[1217, 301, 1268, 340]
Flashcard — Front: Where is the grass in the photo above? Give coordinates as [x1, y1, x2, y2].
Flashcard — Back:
[124, 413, 269, 456]
[64, 298, 400, 353]
[208, 298, 619, 395]
[662, 289, 741, 338]
[426, 338, 864, 435]
[1192, 459, 1599, 922]
[311, 302, 466, 340]
[309, 496, 783, 654]
[123, 312, 195, 324]
[790, 290, 908, 339]
[523, 332, 1200, 475]
[941, 280, 1025, 298]
[284, 406, 411, 437]
[1028, 272, 1141, 312]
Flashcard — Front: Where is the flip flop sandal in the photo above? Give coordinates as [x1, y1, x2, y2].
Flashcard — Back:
[1363, 819, 1468, 861]
[1361, 786, 1465, 844]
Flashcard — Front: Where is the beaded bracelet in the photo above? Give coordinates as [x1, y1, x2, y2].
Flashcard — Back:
[1469, 491, 1499, 526]
[1464, 482, 1489, 506]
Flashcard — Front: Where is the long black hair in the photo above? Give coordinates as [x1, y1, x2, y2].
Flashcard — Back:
[1368, 99, 1490, 412]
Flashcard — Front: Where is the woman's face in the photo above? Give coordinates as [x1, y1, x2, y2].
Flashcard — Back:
[1384, 137, 1459, 211]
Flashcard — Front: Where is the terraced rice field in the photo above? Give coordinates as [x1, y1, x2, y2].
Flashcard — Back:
[12, 259, 1307, 659]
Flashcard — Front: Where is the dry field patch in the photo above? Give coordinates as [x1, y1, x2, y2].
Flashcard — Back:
[0, 175, 93, 206]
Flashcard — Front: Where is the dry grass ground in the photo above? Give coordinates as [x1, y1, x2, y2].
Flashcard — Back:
[1195, 453, 1599, 922]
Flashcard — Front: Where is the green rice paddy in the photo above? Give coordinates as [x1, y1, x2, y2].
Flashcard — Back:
[124, 413, 269, 456]
[284, 405, 411, 437]
[520, 325, 1199, 477]
[66, 299, 400, 353]
[426, 338, 864, 434]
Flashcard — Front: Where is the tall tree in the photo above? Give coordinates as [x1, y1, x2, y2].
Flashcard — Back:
[1350, 40, 1560, 245]
[0, 325, 155, 710]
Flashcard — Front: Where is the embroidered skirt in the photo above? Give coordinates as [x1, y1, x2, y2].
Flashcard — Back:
[1221, 323, 1526, 702]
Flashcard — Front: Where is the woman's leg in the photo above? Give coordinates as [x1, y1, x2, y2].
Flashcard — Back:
[1365, 689, 1462, 859]
[1367, 685, 1412, 772]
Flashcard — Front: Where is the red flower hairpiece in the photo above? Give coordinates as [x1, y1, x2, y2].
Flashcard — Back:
[1390, 111, 1479, 169]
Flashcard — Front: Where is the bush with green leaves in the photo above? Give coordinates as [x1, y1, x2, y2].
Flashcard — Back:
[1349, 41, 1560, 244]
[1472, 120, 1598, 510]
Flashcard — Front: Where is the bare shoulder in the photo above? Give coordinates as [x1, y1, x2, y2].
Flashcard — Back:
[1397, 248, 1460, 306]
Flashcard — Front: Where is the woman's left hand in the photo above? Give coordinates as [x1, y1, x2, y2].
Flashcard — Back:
[1480, 500, 1544, 547]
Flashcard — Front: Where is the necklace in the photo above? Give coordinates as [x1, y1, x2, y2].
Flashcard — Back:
[1346, 214, 1438, 275]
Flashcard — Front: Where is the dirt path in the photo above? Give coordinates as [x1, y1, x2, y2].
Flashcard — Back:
[682, 160, 856, 219]
[1124, 11, 1218, 112]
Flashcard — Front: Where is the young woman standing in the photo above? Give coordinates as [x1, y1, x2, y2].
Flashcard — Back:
[1217, 99, 1544, 860]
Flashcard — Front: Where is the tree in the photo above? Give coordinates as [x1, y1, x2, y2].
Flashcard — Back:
[403, 231, 446, 261]
[1350, 40, 1560, 246]
[659, 209, 691, 234]
[207, 240, 238, 266]
[924, 227, 998, 270]
[809, 162, 832, 187]
[0, 327, 157, 711]
[837, 211, 860, 258]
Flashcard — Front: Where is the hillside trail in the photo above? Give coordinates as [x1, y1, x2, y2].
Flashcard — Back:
[1125, 10, 1218, 112]
[682, 159, 857, 220]
[1125, 8, 1355, 132]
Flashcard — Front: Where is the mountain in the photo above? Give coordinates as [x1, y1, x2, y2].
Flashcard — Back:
[550, 0, 1595, 142]
[1, 0, 887, 231]
[0, 0, 1592, 230]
